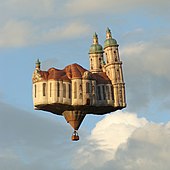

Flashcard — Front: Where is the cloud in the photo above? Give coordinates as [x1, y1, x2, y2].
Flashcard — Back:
[1, 0, 60, 20]
[90, 111, 148, 152]
[72, 111, 148, 169]
[0, 20, 37, 47]
[65, 0, 170, 16]
[0, 20, 91, 47]
[41, 22, 91, 43]
[120, 36, 170, 113]
[0, 101, 74, 169]
[0, 103, 170, 170]
[108, 123, 170, 170]
[72, 111, 170, 170]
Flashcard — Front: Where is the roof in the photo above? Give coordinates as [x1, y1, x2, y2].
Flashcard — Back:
[89, 44, 103, 54]
[104, 38, 118, 49]
[35, 63, 110, 84]
[89, 33, 103, 54]
[92, 72, 111, 84]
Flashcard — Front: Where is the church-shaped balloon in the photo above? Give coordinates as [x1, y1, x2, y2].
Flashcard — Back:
[32, 28, 126, 141]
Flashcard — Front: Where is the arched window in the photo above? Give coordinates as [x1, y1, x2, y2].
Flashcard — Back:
[117, 69, 120, 80]
[57, 82, 60, 97]
[43, 83, 46, 96]
[86, 82, 90, 93]
[34, 84, 37, 98]
[79, 84, 82, 91]
[111, 86, 114, 100]
[106, 86, 110, 100]
[68, 84, 71, 98]
[105, 53, 108, 63]
[79, 93, 82, 99]
[102, 85, 106, 100]
[74, 82, 77, 99]
[97, 86, 101, 100]
[50, 83, 52, 97]
[63, 83, 66, 98]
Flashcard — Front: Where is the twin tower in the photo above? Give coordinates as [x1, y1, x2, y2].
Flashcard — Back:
[89, 28, 126, 108]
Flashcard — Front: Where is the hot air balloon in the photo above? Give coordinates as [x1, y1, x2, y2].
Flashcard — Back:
[32, 28, 126, 141]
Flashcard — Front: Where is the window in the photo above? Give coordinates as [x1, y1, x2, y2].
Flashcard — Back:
[79, 93, 82, 99]
[102, 85, 106, 100]
[74, 82, 77, 99]
[63, 83, 66, 98]
[68, 84, 71, 98]
[111, 86, 114, 100]
[97, 86, 101, 100]
[43, 83, 46, 96]
[79, 84, 82, 91]
[86, 82, 90, 93]
[57, 82, 60, 97]
[106, 86, 110, 100]
[50, 83, 52, 97]
[91, 58, 93, 69]
[105, 53, 108, 63]
[117, 69, 120, 80]
[34, 84, 37, 98]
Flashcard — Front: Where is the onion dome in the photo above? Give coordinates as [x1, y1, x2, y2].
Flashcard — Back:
[104, 28, 118, 49]
[89, 33, 103, 54]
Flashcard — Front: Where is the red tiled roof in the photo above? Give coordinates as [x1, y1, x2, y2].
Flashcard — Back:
[39, 63, 110, 84]
[92, 72, 111, 84]
[39, 71, 48, 80]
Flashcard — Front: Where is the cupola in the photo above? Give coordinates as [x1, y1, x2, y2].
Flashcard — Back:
[89, 33, 103, 54]
[104, 28, 118, 49]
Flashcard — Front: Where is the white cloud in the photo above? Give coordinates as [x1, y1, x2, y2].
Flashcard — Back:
[41, 22, 91, 43]
[110, 123, 170, 170]
[122, 41, 170, 78]
[1, 0, 59, 19]
[0, 20, 91, 47]
[72, 111, 170, 170]
[0, 20, 36, 47]
[72, 111, 148, 169]
[90, 111, 148, 151]
[65, 0, 170, 16]
[120, 36, 170, 112]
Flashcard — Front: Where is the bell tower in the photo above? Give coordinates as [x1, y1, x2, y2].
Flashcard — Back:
[104, 28, 126, 108]
[89, 33, 104, 73]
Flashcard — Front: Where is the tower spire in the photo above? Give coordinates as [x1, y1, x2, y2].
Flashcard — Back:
[93, 32, 98, 44]
[35, 59, 41, 70]
[106, 27, 112, 39]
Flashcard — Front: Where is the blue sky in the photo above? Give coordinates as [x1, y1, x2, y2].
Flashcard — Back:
[0, 0, 170, 169]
